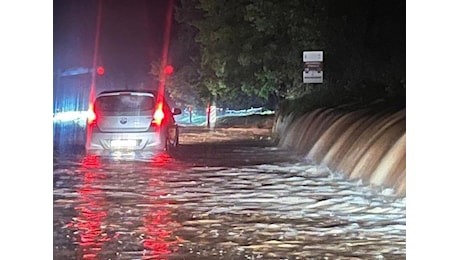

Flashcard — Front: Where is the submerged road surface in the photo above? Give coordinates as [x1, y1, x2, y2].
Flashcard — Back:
[54, 126, 405, 259]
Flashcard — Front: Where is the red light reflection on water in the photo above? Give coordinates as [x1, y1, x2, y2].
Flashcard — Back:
[142, 205, 176, 259]
[73, 155, 110, 259]
[81, 154, 101, 169]
[150, 151, 173, 168]
[141, 152, 180, 259]
[66, 152, 182, 259]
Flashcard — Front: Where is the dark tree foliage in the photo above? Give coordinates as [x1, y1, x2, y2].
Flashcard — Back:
[168, 0, 405, 111]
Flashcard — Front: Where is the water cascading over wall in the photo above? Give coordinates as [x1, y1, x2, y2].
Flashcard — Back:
[273, 104, 406, 196]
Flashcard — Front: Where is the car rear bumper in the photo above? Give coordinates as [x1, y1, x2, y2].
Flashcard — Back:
[86, 131, 163, 152]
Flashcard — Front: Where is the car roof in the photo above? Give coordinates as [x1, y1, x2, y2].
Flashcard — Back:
[97, 90, 157, 97]
[95, 90, 176, 108]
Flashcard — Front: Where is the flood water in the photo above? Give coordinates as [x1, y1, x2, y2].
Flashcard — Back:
[53, 125, 405, 259]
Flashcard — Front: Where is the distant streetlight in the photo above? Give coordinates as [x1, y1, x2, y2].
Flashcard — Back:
[96, 66, 105, 76]
[57, 66, 105, 77]
[164, 65, 174, 76]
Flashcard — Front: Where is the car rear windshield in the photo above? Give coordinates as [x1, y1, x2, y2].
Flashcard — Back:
[95, 94, 154, 112]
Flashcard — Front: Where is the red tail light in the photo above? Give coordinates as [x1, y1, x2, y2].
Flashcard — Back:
[87, 105, 97, 125]
[152, 103, 164, 126]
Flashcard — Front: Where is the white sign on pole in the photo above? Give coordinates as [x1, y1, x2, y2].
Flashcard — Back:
[303, 51, 323, 83]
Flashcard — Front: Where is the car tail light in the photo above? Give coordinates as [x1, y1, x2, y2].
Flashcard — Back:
[152, 103, 164, 126]
[87, 106, 97, 125]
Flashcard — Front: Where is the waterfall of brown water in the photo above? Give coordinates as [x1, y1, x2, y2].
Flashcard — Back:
[277, 112, 310, 149]
[370, 133, 406, 193]
[306, 109, 369, 163]
[275, 106, 406, 196]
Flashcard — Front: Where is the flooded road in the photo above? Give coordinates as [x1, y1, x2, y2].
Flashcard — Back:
[54, 126, 405, 259]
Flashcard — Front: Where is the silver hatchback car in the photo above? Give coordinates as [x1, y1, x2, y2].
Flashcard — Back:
[85, 90, 181, 154]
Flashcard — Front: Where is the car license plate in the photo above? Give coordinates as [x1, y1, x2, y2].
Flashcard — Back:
[110, 139, 137, 148]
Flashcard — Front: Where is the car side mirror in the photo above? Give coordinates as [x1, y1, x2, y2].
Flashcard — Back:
[172, 108, 182, 115]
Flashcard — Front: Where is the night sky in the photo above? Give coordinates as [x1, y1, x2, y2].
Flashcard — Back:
[53, 0, 172, 90]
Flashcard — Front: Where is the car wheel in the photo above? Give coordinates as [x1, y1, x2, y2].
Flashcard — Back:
[165, 136, 176, 151]
[174, 127, 179, 146]
[166, 127, 179, 151]
[170, 128, 179, 147]
[174, 133, 179, 147]
[164, 136, 169, 151]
